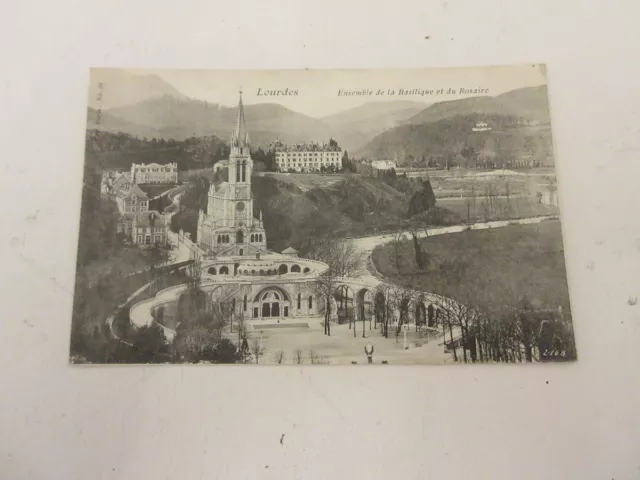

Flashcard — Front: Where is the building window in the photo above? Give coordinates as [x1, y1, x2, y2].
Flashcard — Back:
[243, 295, 247, 311]
[308, 296, 313, 309]
[137, 235, 143, 243]
[297, 293, 301, 310]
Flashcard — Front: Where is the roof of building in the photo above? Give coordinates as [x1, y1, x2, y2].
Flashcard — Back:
[271, 138, 341, 153]
[113, 172, 132, 184]
[132, 162, 177, 169]
[211, 181, 229, 196]
[281, 247, 298, 254]
[122, 184, 149, 200]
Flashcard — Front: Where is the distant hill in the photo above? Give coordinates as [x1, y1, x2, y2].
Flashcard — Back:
[251, 174, 435, 252]
[100, 96, 334, 147]
[356, 114, 554, 165]
[404, 85, 550, 126]
[87, 107, 161, 139]
[84, 129, 226, 171]
[88, 70, 188, 110]
[321, 100, 428, 151]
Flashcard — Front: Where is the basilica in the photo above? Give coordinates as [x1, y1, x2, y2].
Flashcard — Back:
[192, 91, 329, 323]
[197, 91, 267, 256]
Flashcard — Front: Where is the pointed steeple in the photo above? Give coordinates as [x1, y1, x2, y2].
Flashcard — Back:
[231, 88, 249, 150]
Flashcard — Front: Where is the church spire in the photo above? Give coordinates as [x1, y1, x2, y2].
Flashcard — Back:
[231, 88, 249, 150]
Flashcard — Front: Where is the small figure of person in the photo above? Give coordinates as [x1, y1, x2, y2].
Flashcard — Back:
[364, 342, 374, 364]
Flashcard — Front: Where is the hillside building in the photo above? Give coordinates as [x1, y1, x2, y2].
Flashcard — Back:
[117, 210, 169, 246]
[472, 122, 492, 132]
[130, 162, 178, 184]
[116, 184, 149, 214]
[371, 160, 397, 171]
[271, 139, 342, 172]
[101, 170, 132, 198]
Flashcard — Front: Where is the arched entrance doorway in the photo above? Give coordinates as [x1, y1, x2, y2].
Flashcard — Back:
[356, 288, 373, 337]
[374, 291, 388, 335]
[334, 285, 354, 326]
[427, 304, 435, 327]
[255, 288, 290, 319]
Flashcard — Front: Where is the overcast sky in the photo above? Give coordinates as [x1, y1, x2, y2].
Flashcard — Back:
[119, 65, 547, 118]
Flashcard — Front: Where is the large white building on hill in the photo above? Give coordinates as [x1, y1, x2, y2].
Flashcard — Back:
[130, 162, 178, 184]
[271, 139, 342, 172]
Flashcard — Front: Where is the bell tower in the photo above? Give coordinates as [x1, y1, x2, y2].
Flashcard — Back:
[227, 89, 254, 230]
[197, 89, 266, 255]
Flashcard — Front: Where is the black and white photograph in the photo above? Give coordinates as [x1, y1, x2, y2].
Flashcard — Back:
[72, 65, 575, 365]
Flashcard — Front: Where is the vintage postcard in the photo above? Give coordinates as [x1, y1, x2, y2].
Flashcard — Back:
[71, 65, 575, 365]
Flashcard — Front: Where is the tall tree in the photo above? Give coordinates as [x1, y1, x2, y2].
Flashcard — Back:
[306, 237, 363, 336]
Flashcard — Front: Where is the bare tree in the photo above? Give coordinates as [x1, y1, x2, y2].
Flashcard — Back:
[388, 284, 413, 341]
[294, 349, 304, 364]
[309, 350, 329, 364]
[389, 232, 405, 275]
[374, 283, 393, 338]
[274, 350, 285, 364]
[306, 237, 364, 336]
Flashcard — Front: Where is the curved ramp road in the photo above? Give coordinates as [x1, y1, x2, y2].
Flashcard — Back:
[350, 215, 559, 256]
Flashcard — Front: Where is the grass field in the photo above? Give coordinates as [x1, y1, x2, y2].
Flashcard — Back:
[372, 219, 571, 311]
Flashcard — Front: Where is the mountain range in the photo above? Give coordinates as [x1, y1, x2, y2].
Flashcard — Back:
[88, 70, 188, 110]
[93, 96, 334, 148]
[402, 85, 550, 126]
[320, 100, 428, 151]
[88, 95, 427, 151]
[86, 72, 551, 159]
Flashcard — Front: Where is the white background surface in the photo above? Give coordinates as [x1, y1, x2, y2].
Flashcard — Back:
[2, 1, 640, 478]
